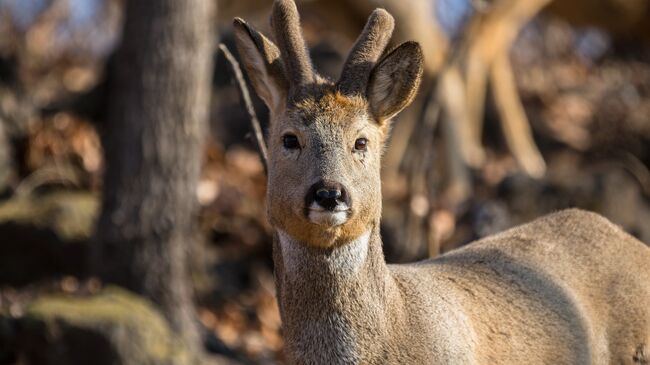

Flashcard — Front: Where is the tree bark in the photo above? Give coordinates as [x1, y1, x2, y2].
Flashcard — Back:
[95, 0, 214, 352]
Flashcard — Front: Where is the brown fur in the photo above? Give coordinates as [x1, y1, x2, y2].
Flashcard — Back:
[267, 86, 382, 248]
[234, 2, 650, 363]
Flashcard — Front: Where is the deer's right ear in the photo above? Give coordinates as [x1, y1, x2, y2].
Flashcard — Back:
[233, 18, 288, 112]
[367, 41, 423, 123]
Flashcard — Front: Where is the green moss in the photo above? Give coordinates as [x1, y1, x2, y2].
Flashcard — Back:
[24, 287, 196, 365]
[0, 191, 99, 241]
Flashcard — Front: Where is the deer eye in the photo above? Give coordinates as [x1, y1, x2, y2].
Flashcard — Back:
[354, 138, 368, 151]
[283, 134, 300, 149]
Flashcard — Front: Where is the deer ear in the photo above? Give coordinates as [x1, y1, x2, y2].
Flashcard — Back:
[367, 41, 423, 122]
[233, 18, 288, 112]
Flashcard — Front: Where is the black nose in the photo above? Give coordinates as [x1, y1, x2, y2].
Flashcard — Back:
[308, 181, 349, 211]
[316, 188, 341, 201]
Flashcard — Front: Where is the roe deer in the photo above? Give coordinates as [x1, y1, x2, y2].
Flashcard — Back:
[233, 0, 650, 363]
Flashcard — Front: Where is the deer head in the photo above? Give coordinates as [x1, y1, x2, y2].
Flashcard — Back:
[234, 0, 423, 248]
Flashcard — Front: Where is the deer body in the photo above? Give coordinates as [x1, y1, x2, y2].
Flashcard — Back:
[274, 209, 650, 364]
[234, 1, 650, 363]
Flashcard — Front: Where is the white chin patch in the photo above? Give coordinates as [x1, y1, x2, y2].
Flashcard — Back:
[308, 202, 350, 226]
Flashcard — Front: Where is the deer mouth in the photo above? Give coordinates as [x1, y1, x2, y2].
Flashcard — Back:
[307, 204, 351, 226]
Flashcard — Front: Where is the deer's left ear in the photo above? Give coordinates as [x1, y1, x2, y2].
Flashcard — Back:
[233, 18, 288, 113]
[367, 41, 423, 122]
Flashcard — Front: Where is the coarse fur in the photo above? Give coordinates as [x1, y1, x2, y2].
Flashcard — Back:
[233, 1, 650, 364]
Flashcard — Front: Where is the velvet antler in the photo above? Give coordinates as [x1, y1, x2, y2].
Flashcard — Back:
[337, 9, 395, 96]
[271, 0, 315, 91]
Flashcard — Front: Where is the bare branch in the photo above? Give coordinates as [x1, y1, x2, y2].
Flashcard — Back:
[219, 43, 269, 173]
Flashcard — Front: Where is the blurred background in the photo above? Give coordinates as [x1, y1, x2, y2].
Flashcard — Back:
[0, 0, 649, 364]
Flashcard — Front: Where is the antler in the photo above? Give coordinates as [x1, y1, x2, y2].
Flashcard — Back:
[338, 9, 395, 96]
[271, 0, 315, 91]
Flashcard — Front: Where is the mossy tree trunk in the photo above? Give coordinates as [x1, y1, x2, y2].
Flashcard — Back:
[95, 0, 214, 352]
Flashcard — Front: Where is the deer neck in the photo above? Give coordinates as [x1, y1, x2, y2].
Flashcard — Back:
[273, 221, 404, 363]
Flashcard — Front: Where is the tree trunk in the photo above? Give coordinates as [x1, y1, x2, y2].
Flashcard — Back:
[95, 0, 214, 352]
[0, 120, 12, 193]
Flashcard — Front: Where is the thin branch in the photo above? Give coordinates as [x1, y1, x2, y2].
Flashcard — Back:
[218, 43, 269, 173]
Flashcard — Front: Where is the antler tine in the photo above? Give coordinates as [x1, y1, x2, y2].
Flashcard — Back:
[338, 9, 395, 96]
[271, 0, 314, 90]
